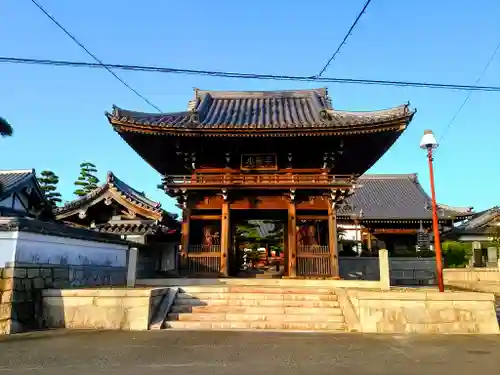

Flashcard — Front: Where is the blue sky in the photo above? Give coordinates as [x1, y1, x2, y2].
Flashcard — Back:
[1, 0, 498, 215]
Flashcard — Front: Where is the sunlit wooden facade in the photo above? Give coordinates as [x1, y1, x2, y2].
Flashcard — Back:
[107, 88, 415, 278]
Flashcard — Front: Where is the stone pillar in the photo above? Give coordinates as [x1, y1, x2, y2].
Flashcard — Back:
[127, 247, 138, 287]
[378, 248, 390, 291]
[328, 203, 339, 277]
[487, 247, 498, 268]
[220, 201, 230, 276]
[287, 201, 297, 277]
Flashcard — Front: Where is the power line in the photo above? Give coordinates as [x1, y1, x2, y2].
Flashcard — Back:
[317, 0, 373, 77]
[29, 0, 161, 112]
[2, 56, 500, 92]
[435, 40, 500, 152]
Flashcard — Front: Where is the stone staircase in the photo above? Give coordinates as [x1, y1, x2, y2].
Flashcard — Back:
[163, 285, 347, 331]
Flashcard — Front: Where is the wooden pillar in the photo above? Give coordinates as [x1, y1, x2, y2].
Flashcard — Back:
[287, 200, 297, 277]
[180, 206, 191, 274]
[328, 203, 339, 277]
[220, 201, 230, 276]
[367, 230, 373, 251]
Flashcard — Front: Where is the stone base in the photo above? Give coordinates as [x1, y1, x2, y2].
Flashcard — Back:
[42, 288, 168, 330]
[0, 264, 127, 335]
[346, 290, 500, 334]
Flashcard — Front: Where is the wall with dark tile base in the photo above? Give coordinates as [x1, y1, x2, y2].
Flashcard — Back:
[0, 263, 126, 334]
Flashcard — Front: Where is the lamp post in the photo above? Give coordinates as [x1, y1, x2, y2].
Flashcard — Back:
[420, 130, 444, 292]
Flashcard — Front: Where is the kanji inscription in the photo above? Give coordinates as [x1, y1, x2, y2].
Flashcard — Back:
[241, 154, 278, 171]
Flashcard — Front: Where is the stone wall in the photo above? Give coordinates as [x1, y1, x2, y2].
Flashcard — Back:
[42, 288, 168, 330]
[339, 257, 438, 285]
[0, 263, 127, 334]
[345, 290, 499, 334]
[444, 268, 500, 283]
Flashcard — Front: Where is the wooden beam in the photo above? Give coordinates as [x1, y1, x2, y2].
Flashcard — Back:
[297, 215, 328, 220]
[220, 201, 230, 277]
[328, 203, 339, 277]
[190, 214, 221, 220]
[288, 200, 297, 277]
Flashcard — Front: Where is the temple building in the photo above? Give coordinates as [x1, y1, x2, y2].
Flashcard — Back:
[106, 87, 418, 278]
[54, 172, 180, 276]
[337, 174, 473, 254]
[0, 169, 52, 219]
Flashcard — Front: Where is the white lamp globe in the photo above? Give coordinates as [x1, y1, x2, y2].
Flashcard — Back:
[420, 130, 438, 150]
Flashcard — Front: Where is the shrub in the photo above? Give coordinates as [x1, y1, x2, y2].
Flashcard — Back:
[442, 241, 471, 268]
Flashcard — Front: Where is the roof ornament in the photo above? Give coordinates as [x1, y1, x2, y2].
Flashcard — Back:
[78, 210, 87, 219]
[104, 197, 113, 206]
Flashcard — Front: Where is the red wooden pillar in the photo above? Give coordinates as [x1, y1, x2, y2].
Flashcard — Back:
[288, 200, 297, 277]
[328, 203, 339, 277]
[220, 201, 230, 276]
[180, 206, 191, 274]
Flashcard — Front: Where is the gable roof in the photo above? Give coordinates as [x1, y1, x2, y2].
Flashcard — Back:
[338, 174, 473, 222]
[54, 171, 164, 221]
[452, 206, 500, 234]
[106, 88, 415, 136]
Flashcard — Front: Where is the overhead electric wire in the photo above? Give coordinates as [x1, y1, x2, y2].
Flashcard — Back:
[316, 0, 373, 77]
[435, 41, 500, 152]
[29, 0, 161, 112]
[2, 56, 500, 92]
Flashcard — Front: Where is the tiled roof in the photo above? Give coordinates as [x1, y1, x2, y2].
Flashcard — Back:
[0, 216, 128, 245]
[54, 171, 163, 218]
[0, 169, 41, 199]
[94, 220, 177, 235]
[452, 206, 500, 234]
[106, 88, 415, 133]
[339, 174, 474, 221]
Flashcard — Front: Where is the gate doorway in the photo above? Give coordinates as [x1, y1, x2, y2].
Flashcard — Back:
[229, 211, 286, 278]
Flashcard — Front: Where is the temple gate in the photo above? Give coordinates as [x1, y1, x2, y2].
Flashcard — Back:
[106, 87, 415, 278]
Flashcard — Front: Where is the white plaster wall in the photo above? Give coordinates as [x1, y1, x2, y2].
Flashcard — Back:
[0, 231, 18, 267]
[15, 232, 128, 267]
[339, 224, 361, 241]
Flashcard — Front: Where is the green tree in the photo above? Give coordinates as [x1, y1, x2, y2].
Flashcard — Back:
[73, 162, 100, 197]
[490, 226, 500, 245]
[0, 117, 13, 137]
[38, 170, 63, 206]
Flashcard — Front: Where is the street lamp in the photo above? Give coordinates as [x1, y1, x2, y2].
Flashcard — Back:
[420, 130, 444, 292]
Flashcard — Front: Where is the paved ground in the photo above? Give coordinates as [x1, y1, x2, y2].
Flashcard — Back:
[1, 330, 500, 374]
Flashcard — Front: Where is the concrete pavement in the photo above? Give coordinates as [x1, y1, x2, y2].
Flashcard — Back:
[0, 330, 499, 374]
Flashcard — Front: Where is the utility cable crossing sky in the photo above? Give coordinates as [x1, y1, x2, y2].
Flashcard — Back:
[2, 56, 500, 93]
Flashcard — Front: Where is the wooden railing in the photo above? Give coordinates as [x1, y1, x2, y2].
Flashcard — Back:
[297, 245, 332, 277]
[183, 245, 221, 275]
[165, 174, 355, 187]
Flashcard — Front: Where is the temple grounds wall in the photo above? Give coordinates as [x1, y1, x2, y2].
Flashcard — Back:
[0, 231, 128, 334]
[345, 290, 499, 334]
[42, 288, 168, 330]
[444, 267, 500, 283]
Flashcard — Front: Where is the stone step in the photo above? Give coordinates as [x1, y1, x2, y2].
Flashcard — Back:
[165, 320, 347, 331]
[176, 292, 338, 301]
[170, 305, 343, 315]
[179, 286, 339, 295]
[167, 312, 345, 322]
[173, 298, 340, 308]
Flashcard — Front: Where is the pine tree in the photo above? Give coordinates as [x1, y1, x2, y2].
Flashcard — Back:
[38, 170, 63, 206]
[0, 117, 13, 137]
[73, 162, 100, 197]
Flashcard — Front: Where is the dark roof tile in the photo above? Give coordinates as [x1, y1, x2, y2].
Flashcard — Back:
[107, 88, 415, 132]
[340, 174, 473, 221]
[54, 171, 163, 218]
